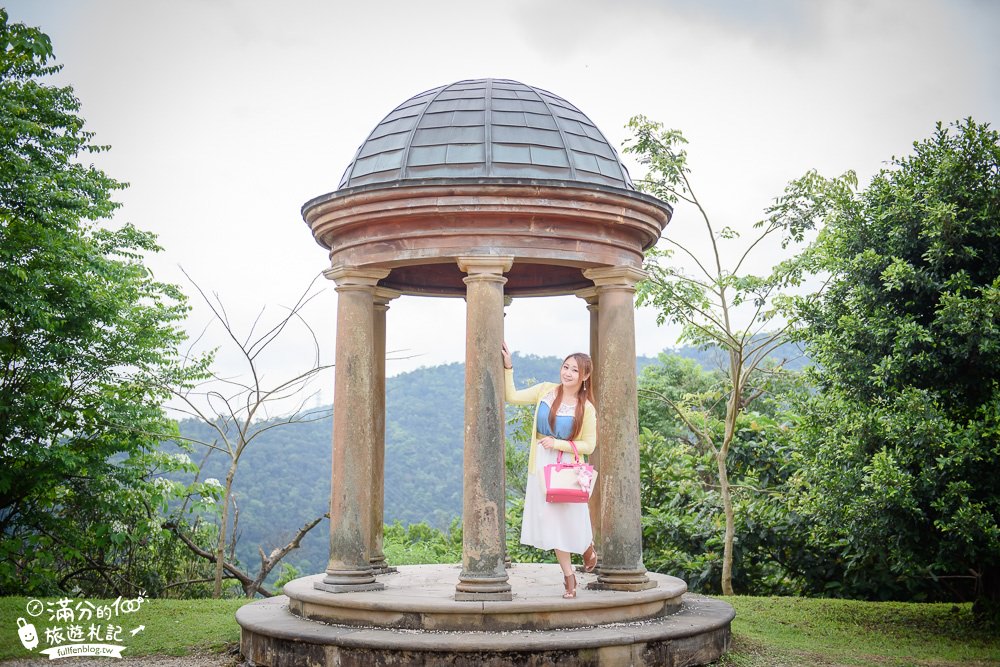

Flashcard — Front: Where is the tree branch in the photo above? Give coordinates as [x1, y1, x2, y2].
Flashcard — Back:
[163, 520, 273, 597]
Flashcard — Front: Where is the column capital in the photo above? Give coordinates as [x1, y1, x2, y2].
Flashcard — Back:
[574, 286, 599, 307]
[323, 265, 391, 288]
[583, 266, 647, 289]
[373, 286, 402, 308]
[457, 256, 514, 276]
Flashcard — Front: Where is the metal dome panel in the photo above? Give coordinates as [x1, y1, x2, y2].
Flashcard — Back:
[337, 79, 634, 191]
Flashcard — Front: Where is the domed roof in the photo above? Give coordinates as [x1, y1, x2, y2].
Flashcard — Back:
[337, 78, 634, 191]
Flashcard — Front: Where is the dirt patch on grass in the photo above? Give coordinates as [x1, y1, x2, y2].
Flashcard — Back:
[0, 651, 239, 666]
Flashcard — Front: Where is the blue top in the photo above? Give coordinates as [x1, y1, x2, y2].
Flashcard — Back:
[536, 401, 575, 440]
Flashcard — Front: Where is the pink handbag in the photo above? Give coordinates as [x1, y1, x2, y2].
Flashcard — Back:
[543, 440, 597, 503]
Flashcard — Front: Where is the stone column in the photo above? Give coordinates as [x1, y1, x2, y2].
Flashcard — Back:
[316, 266, 390, 593]
[370, 287, 401, 575]
[583, 266, 656, 591]
[455, 256, 514, 601]
[575, 287, 602, 569]
[503, 294, 513, 570]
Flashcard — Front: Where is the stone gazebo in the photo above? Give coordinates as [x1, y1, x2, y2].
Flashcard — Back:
[237, 79, 733, 666]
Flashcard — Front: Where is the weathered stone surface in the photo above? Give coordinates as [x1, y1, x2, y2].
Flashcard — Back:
[583, 267, 654, 592]
[575, 287, 603, 572]
[455, 258, 513, 601]
[303, 184, 670, 297]
[237, 566, 733, 666]
[369, 288, 400, 575]
[320, 267, 389, 592]
[284, 565, 684, 631]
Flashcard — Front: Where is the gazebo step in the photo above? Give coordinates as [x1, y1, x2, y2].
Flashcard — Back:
[237, 565, 733, 666]
[283, 564, 686, 631]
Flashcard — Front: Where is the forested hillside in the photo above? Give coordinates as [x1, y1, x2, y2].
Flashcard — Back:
[169, 352, 673, 578]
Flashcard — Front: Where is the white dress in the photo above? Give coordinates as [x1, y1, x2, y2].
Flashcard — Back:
[519, 393, 594, 554]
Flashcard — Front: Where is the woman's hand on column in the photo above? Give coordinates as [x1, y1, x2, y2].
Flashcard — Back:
[501, 341, 513, 370]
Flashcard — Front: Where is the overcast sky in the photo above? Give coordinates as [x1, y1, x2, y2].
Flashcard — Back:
[7, 0, 999, 408]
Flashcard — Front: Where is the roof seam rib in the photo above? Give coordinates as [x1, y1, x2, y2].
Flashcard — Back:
[398, 83, 454, 181]
[530, 85, 578, 181]
[581, 110, 631, 188]
[483, 79, 493, 174]
[337, 87, 442, 189]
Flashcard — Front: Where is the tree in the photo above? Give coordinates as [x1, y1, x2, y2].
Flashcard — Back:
[795, 119, 1000, 619]
[164, 273, 332, 598]
[0, 10, 195, 596]
[623, 115, 855, 594]
[637, 353, 821, 597]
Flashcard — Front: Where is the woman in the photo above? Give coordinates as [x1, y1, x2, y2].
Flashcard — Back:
[501, 342, 598, 599]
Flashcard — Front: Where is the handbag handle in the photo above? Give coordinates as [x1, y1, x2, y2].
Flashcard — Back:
[555, 440, 581, 465]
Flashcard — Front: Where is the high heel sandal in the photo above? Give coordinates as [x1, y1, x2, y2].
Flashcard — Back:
[563, 573, 577, 599]
[583, 544, 597, 573]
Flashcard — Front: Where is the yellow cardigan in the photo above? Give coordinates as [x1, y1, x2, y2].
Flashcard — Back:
[504, 368, 596, 475]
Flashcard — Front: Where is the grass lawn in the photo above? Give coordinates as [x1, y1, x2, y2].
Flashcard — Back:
[2, 595, 998, 665]
[0, 596, 246, 661]
[721, 597, 1000, 666]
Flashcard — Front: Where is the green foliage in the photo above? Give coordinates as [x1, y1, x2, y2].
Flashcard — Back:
[624, 114, 854, 594]
[383, 520, 462, 565]
[638, 353, 720, 438]
[273, 562, 302, 593]
[639, 411, 822, 597]
[802, 118, 1000, 411]
[637, 352, 833, 596]
[794, 119, 1000, 617]
[640, 427, 723, 590]
[0, 11, 200, 597]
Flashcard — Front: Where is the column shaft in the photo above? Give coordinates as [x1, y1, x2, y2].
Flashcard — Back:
[455, 257, 513, 601]
[583, 267, 655, 592]
[575, 288, 603, 568]
[316, 266, 389, 594]
[370, 288, 400, 574]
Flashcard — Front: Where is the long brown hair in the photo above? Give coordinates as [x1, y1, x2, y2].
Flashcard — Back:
[548, 353, 594, 440]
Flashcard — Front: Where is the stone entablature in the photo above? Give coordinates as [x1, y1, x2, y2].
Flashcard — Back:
[303, 181, 670, 297]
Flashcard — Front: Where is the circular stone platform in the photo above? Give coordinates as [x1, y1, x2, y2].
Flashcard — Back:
[237, 564, 734, 666]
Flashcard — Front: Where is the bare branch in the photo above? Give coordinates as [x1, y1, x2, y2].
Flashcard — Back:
[660, 236, 717, 286]
[732, 221, 782, 276]
[162, 520, 273, 597]
[250, 513, 329, 594]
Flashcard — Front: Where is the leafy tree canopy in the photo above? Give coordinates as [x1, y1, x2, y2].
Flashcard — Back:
[796, 118, 1000, 617]
[0, 10, 195, 596]
[803, 118, 1000, 411]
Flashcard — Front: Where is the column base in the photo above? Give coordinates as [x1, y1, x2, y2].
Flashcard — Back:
[587, 567, 658, 592]
[455, 574, 513, 601]
[370, 557, 398, 576]
[314, 580, 385, 594]
[315, 568, 384, 594]
[455, 591, 514, 601]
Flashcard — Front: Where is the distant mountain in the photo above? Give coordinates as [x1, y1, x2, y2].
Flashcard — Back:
[168, 345, 805, 582]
